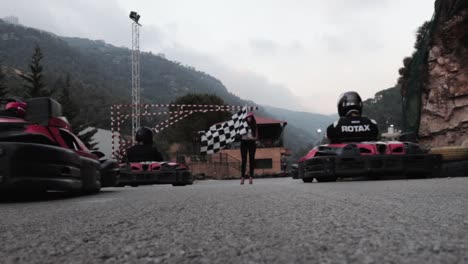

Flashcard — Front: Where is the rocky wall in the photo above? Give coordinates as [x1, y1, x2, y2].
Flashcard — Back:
[419, 5, 468, 148]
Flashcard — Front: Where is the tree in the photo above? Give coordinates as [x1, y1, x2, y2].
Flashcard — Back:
[20, 44, 52, 98]
[60, 74, 79, 120]
[59, 74, 98, 150]
[0, 63, 7, 98]
[157, 93, 231, 154]
[414, 21, 431, 49]
[363, 86, 403, 132]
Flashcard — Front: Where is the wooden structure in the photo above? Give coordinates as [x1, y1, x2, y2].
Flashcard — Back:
[220, 115, 289, 177]
[186, 115, 290, 178]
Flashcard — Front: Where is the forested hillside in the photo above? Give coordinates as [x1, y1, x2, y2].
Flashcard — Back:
[0, 20, 245, 119]
[363, 86, 403, 133]
[61, 37, 245, 106]
[0, 19, 407, 155]
[0, 20, 325, 153]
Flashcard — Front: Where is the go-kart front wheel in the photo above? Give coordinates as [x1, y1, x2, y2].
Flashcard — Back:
[315, 176, 337, 182]
[302, 178, 313, 183]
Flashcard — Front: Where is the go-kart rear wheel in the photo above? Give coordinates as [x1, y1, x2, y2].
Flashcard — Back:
[100, 160, 119, 187]
[302, 178, 313, 183]
[441, 160, 468, 177]
[172, 183, 186, 186]
[406, 173, 427, 179]
[82, 170, 101, 194]
[315, 176, 337, 182]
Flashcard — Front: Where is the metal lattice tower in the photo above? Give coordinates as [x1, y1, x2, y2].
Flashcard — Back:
[131, 19, 141, 144]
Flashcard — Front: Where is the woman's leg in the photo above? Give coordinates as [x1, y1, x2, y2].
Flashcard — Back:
[240, 140, 248, 179]
[248, 140, 257, 179]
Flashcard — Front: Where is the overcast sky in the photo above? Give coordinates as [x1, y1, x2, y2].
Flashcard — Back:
[0, 0, 435, 114]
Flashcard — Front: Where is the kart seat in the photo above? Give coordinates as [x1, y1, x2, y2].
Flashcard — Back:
[24, 97, 62, 125]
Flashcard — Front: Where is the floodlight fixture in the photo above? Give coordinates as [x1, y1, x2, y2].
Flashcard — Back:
[129, 11, 141, 24]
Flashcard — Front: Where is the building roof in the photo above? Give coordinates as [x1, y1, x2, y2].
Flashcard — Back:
[254, 115, 287, 125]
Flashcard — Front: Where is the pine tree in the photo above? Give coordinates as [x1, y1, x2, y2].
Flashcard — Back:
[60, 74, 79, 120]
[20, 44, 52, 98]
[59, 74, 98, 150]
[0, 63, 7, 98]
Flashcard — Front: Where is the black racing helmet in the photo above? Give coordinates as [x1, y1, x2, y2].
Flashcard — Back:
[135, 126, 153, 144]
[337, 91, 363, 117]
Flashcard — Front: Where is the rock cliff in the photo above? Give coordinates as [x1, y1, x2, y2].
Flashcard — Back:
[419, 0, 468, 147]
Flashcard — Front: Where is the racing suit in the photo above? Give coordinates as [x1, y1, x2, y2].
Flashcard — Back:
[126, 144, 164, 162]
[0, 108, 22, 118]
[326, 116, 379, 143]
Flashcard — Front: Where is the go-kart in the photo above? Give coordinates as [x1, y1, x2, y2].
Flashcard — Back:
[0, 97, 119, 193]
[117, 161, 193, 187]
[298, 139, 442, 183]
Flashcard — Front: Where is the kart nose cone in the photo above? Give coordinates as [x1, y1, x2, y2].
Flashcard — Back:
[377, 144, 387, 154]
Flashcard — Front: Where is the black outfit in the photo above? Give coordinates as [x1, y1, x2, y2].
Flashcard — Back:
[126, 144, 164, 162]
[0, 109, 20, 118]
[326, 116, 379, 143]
[281, 157, 287, 172]
[241, 140, 256, 178]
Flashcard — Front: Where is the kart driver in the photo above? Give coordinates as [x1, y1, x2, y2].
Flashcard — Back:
[326, 91, 379, 143]
[126, 126, 164, 162]
[0, 99, 27, 118]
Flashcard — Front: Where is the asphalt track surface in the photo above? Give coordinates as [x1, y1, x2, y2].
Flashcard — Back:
[1, 177, 467, 264]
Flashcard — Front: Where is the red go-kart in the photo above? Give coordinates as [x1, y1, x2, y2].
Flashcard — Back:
[118, 161, 193, 187]
[297, 140, 442, 183]
[0, 97, 119, 193]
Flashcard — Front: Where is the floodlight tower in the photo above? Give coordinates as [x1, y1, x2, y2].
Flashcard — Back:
[129, 11, 141, 144]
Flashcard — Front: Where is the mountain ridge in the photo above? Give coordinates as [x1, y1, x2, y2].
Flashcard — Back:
[0, 19, 335, 152]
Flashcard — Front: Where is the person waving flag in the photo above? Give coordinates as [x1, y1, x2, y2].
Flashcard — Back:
[200, 106, 249, 155]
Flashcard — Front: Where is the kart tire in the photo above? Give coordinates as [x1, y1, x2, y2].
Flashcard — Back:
[430, 146, 468, 162]
[406, 173, 427, 179]
[177, 168, 193, 185]
[100, 159, 119, 187]
[83, 184, 100, 194]
[302, 178, 313, 183]
[441, 160, 468, 177]
[82, 171, 101, 194]
[315, 176, 337, 182]
[172, 183, 186, 186]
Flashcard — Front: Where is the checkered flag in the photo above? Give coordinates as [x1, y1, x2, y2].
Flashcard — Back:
[200, 107, 249, 155]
